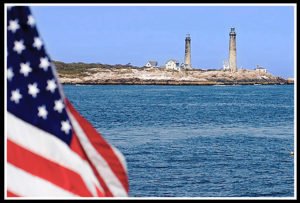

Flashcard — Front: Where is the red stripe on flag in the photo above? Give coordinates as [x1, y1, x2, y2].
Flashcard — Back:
[7, 190, 20, 197]
[7, 139, 94, 197]
[66, 99, 129, 193]
[70, 132, 113, 197]
[70, 132, 88, 161]
[95, 185, 105, 197]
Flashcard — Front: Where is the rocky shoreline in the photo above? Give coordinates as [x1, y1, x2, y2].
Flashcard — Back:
[60, 79, 290, 86]
[58, 67, 293, 86]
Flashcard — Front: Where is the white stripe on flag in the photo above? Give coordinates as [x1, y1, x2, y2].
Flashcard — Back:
[68, 112, 128, 197]
[111, 146, 128, 174]
[6, 112, 103, 196]
[7, 163, 77, 197]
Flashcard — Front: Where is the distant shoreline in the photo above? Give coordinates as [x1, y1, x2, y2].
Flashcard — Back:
[61, 80, 294, 86]
[54, 61, 294, 86]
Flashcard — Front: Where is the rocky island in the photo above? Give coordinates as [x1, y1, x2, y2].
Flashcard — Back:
[55, 28, 294, 86]
[54, 61, 292, 86]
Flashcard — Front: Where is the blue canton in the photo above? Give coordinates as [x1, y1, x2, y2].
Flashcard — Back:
[7, 6, 72, 145]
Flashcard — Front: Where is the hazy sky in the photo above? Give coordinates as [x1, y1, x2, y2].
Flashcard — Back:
[29, 4, 295, 78]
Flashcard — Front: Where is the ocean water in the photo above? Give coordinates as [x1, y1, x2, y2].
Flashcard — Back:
[63, 85, 295, 198]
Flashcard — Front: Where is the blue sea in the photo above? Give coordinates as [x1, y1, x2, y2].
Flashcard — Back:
[63, 85, 295, 198]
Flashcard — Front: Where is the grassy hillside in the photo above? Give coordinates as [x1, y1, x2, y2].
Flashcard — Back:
[52, 60, 140, 75]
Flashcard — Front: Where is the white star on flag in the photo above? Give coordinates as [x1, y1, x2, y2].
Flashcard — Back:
[28, 83, 40, 98]
[38, 105, 48, 119]
[20, 62, 32, 77]
[33, 37, 43, 50]
[10, 89, 22, 104]
[39, 57, 50, 71]
[27, 15, 35, 27]
[7, 68, 14, 81]
[13, 40, 25, 54]
[46, 79, 57, 93]
[8, 19, 20, 33]
[54, 99, 65, 113]
[61, 120, 71, 134]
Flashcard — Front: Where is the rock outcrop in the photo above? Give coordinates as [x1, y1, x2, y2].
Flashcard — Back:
[58, 67, 290, 85]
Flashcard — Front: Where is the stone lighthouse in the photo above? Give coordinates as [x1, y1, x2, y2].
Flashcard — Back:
[184, 34, 191, 69]
[229, 27, 237, 71]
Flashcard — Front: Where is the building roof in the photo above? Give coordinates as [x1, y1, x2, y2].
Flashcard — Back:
[166, 59, 179, 64]
[147, 61, 158, 66]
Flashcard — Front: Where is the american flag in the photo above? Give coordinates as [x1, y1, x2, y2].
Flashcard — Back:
[6, 6, 129, 197]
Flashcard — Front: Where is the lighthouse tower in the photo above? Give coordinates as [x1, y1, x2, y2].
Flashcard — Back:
[229, 27, 237, 71]
[184, 34, 191, 69]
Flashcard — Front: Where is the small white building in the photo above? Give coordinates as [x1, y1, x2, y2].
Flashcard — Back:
[145, 61, 158, 68]
[255, 65, 267, 73]
[166, 59, 181, 71]
[223, 60, 230, 70]
[180, 63, 188, 70]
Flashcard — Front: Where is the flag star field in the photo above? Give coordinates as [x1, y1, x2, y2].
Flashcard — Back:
[7, 6, 72, 145]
